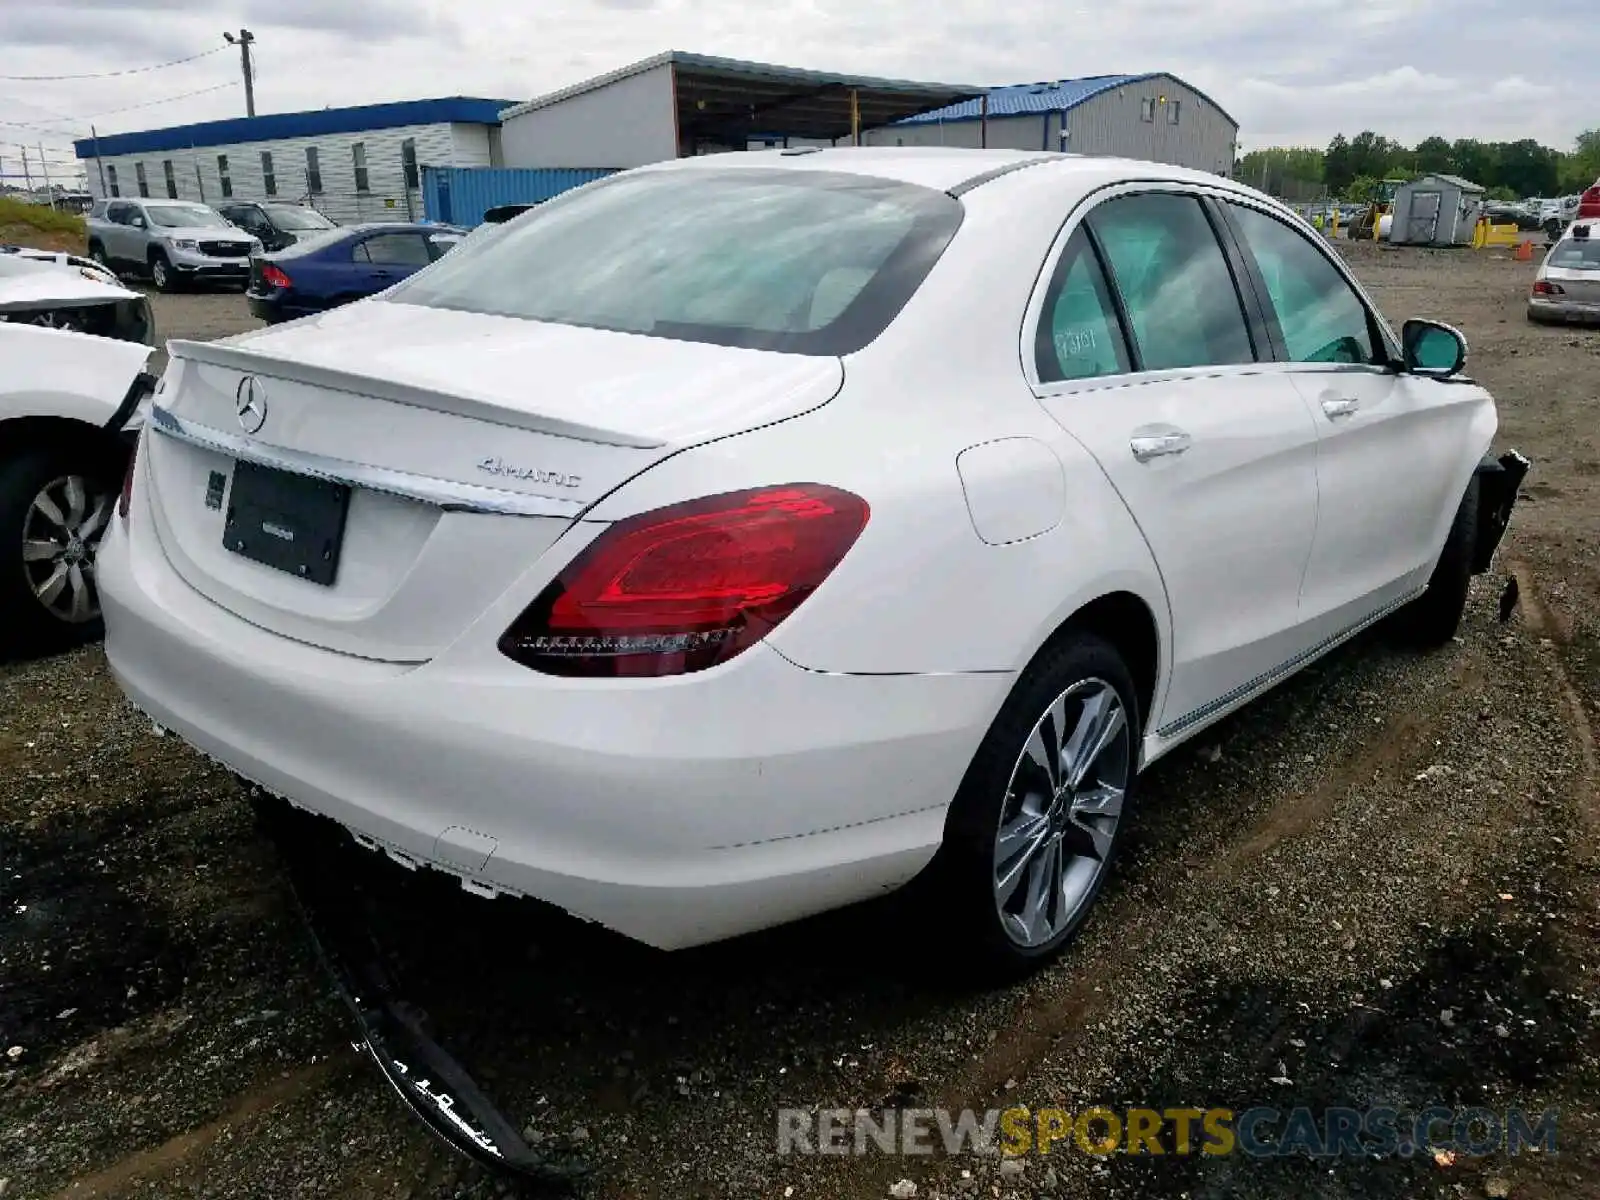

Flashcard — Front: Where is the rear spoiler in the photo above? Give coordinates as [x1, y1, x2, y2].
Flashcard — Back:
[166, 338, 665, 450]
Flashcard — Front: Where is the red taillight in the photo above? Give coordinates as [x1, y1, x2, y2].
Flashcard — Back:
[118, 437, 138, 521]
[262, 264, 292, 289]
[499, 484, 870, 678]
[1532, 279, 1565, 296]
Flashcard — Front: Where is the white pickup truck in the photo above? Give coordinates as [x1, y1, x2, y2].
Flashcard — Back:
[0, 249, 157, 655]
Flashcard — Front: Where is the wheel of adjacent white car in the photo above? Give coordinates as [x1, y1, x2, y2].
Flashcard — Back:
[0, 445, 122, 654]
[937, 632, 1140, 976]
[24, 309, 87, 333]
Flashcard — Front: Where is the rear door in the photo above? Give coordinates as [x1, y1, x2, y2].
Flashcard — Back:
[1215, 197, 1488, 635]
[1028, 188, 1322, 737]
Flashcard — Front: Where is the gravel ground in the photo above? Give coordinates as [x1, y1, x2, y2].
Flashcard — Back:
[2, 246, 1598, 1200]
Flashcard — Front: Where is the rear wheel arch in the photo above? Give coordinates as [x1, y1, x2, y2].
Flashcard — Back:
[0, 414, 128, 466]
[1026, 590, 1161, 736]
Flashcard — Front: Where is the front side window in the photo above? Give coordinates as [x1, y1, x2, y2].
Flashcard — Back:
[134, 162, 149, 198]
[1226, 202, 1376, 364]
[388, 168, 965, 356]
[162, 159, 177, 198]
[1035, 228, 1130, 383]
[305, 146, 322, 194]
[355, 233, 431, 266]
[1086, 192, 1255, 371]
[261, 150, 277, 196]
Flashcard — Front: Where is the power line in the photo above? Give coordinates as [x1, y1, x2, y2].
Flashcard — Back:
[77, 80, 239, 121]
[0, 45, 227, 82]
[0, 81, 239, 143]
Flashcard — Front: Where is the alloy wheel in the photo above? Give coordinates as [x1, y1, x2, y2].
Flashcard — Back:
[992, 678, 1132, 949]
[22, 474, 115, 625]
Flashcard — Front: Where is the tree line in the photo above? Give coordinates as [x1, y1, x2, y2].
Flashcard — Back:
[1236, 130, 1600, 203]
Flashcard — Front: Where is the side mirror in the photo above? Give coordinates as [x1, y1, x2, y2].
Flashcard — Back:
[130, 216, 147, 229]
[1401, 319, 1466, 377]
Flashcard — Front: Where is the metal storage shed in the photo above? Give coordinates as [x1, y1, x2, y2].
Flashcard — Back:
[498, 51, 985, 168]
[1390, 173, 1486, 246]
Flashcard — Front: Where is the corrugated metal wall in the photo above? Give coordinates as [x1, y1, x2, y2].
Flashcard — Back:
[422, 166, 617, 225]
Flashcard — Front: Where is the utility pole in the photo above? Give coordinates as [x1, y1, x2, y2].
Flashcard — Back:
[21, 146, 32, 192]
[38, 144, 56, 209]
[90, 125, 106, 197]
[224, 29, 257, 117]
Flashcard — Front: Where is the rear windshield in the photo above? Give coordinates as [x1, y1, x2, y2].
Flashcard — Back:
[1548, 238, 1600, 269]
[271, 227, 353, 257]
[263, 204, 334, 230]
[384, 167, 964, 355]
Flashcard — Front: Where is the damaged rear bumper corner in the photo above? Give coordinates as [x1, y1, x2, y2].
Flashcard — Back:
[1472, 449, 1531, 575]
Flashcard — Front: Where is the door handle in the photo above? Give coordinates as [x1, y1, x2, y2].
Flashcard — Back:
[1321, 396, 1360, 419]
[1129, 431, 1192, 462]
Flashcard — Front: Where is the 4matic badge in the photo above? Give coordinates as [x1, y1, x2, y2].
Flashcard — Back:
[476, 456, 582, 489]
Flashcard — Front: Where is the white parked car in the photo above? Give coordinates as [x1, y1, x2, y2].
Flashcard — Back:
[1528, 222, 1600, 324]
[98, 149, 1527, 971]
[1, 253, 156, 652]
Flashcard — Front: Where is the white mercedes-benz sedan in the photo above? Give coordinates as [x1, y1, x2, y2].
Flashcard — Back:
[98, 147, 1527, 971]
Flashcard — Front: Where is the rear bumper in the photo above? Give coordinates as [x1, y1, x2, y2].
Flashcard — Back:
[1527, 297, 1600, 324]
[97, 507, 1006, 950]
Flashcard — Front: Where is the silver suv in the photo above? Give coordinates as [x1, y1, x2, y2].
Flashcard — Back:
[86, 199, 260, 293]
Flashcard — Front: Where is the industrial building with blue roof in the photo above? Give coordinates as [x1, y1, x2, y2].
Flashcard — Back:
[859, 71, 1239, 176]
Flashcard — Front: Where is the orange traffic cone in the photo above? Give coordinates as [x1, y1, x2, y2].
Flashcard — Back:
[1514, 239, 1534, 262]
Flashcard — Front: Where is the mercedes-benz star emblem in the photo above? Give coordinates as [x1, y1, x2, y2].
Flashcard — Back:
[235, 376, 267, 434]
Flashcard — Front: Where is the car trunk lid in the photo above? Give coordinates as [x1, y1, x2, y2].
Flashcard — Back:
[141, 300, 844, 662]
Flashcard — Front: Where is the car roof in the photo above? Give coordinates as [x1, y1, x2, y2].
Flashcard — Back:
[652, 146, 1234, 196]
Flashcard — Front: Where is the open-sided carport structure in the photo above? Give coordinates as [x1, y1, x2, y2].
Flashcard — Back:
[497, 50, 988, 169]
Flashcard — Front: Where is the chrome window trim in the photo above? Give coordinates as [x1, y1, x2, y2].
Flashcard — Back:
[147, 404, 587, 518]
[1021, 177, 1404, 397]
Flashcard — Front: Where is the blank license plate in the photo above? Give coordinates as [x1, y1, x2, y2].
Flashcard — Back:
[223, 461, 351, 586]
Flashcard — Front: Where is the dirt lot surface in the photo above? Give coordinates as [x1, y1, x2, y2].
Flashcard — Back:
[2, 245, 1597, 1200]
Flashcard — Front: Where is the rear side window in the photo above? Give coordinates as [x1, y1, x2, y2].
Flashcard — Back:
[1086, 192, 1255, 371]
[1225, 202, 1377, 364]
[1035, 229, 1130, 383]
[386, 168, 964, 356]
[356, 234, 431, 266]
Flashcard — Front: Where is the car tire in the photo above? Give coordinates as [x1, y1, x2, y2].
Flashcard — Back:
[149, 252, 180, 293]
[1396, 474, 1480, 649]
[934, 632, 1140, 979]
[0, 443, 124, 658]
[87, 241, 111, 271]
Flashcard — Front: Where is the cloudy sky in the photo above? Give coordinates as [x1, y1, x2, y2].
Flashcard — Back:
[1, 0, 1591, 187]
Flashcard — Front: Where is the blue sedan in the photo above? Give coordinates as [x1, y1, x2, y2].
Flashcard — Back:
[246, 222, 467, 323]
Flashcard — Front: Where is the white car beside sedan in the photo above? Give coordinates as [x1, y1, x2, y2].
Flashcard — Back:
[99, 147, 1526, 973]
[1, 250, 156, 654]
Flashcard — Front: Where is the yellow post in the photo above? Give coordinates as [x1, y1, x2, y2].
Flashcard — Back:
[850, 88, 859, 145]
